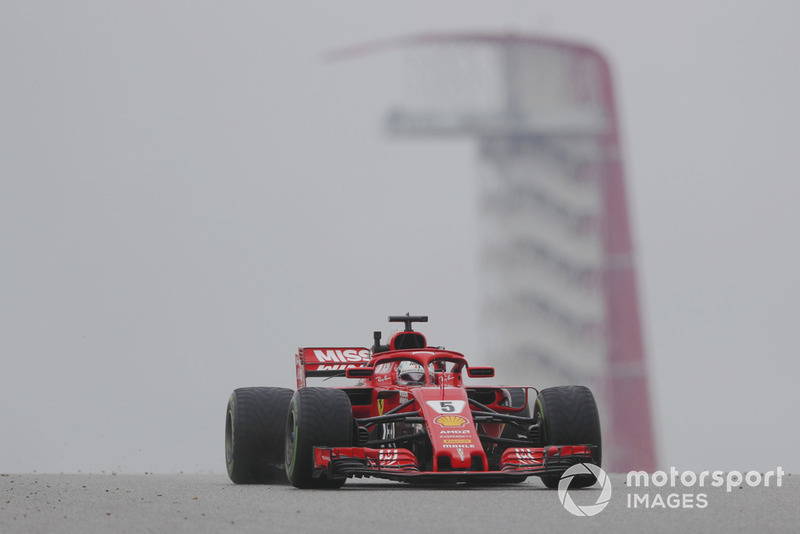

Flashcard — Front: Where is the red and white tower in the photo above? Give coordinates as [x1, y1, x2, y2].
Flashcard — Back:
[335, 33, 656, 472]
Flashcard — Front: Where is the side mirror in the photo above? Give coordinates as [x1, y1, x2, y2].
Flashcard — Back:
[467, 366, 495, 378]
[346, 367, 374, 378]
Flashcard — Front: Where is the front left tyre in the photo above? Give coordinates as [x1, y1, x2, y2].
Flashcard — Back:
[225, 387, 294, 484]
[535, 385, 602, 489]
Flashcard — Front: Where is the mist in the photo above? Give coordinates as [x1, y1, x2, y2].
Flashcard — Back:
[2, 1, 798, 474]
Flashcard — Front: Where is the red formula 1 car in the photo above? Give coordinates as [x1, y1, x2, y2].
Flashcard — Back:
[225, 315, 602, 488]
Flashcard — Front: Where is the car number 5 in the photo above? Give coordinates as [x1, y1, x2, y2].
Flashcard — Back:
[426, 400, 466, 414]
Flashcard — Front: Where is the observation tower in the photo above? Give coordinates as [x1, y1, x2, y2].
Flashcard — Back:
[333, 33, 656, 472]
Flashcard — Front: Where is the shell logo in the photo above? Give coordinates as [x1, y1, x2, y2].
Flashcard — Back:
[434, 415, 468, 428]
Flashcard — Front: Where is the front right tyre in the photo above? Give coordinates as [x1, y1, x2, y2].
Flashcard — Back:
[285, 388, 353, 489]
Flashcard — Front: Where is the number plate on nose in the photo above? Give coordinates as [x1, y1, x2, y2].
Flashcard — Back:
[425, 400, 467, 414]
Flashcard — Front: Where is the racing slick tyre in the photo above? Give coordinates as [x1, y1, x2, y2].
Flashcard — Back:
[535, 385, 602, 489]
[285, 387, 353, 489]
[225, 387, 294, 484]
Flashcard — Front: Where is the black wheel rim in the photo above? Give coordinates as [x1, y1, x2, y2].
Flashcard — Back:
[285, 409, 296, 473]
[225, 408, 234, 472]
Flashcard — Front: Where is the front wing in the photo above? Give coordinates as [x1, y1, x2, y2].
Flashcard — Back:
[313, 445, 596, 484]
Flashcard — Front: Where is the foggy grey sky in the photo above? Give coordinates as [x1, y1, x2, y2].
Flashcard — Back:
[2, 1, 799, 474]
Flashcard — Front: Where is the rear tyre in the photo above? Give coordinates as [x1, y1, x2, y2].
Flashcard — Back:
[535, 385, 602, 489]
[285, 388, 353, 489]
[225, 387, 294, 484]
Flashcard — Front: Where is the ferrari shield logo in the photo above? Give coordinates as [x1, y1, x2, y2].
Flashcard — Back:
[377, 399, 384, 416]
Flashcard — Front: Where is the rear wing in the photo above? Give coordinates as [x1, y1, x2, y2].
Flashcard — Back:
[296, 347, 371, 389]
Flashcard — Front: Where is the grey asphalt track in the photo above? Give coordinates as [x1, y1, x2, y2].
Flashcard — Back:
[1, 473, 797, 533]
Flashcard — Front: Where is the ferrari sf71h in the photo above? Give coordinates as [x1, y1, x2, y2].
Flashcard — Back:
[225, 315, 602, 488]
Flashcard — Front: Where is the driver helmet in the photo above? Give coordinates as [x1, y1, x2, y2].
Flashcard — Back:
[397, 361, 425, 384]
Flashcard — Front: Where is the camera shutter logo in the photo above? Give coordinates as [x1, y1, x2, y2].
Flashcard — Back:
[557, 463, 612, 517]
